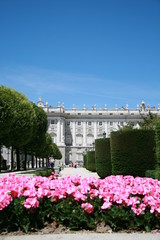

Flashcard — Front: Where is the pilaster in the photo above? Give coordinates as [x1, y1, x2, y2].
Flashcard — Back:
[57, 119, 61, 144]
[83, 121, 87, 146]
[72, 121, 76, 146]
[94, 121, 97, 140]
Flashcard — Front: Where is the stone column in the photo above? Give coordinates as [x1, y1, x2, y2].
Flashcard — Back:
[61, 118, 65, 145]
[94, 121, 97, 140]
[57, 119, 61, 144]
[83, 121, 87, 146]
[72, 121, 76, 146]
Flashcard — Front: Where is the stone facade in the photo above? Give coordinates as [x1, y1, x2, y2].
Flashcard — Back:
[38, 98, 160, 165]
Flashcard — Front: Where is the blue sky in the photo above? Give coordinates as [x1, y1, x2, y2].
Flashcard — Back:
[0, 0, 160, 109]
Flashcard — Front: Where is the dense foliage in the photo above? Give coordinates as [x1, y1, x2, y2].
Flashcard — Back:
[110, 129, 156, 177]
[145, 169, 160, 180]
[86, 151, 96, 172]
[0, 86, 62, 170]
[145, 121, 160, 180]
[83, 155, 87, 168]
[51, 143, 62, 160]
[0, 174, 160, 233]
[138, 111, 159, 130]
[155, 121, 160, 167]
[95, 138, 112, 178]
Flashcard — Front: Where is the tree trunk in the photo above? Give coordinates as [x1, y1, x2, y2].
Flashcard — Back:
[32, 155, 34, 168]
[16, 148, 20, 171]
[24, 148, 27, 171]
[39, 158, 41, 168]
[42, 158, 44, 168]
[11, 146, 14, 171]
[46, 158, 47, 167]
[36, 156, 37, 168]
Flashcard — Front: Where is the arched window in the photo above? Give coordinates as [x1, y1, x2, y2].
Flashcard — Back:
[50, 132, 57, 143]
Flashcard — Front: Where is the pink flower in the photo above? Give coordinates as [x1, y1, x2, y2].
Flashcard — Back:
[24, 197, 39, 209]
[81, 203, 94, 213]
[74, 191, 87, 201]
[101, 201, 112, 210]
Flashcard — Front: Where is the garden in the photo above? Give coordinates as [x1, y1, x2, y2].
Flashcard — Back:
[0, 172, 160, 234]
[0, 86, 160, 234]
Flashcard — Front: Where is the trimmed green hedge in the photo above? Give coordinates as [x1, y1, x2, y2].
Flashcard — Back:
[155, 121, 160, 166]
[145, 169, 160, 180]
[86, 151, 96, 172]
[110, 129, 156, 177]
[83, 154, 87, 168]
[145, 121, 160, 180]
[95, 138, 112, 178]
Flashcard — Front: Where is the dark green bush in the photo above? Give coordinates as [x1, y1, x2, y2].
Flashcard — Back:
[155, 121, 160, 166]
[110, 129, 156, 177]
[145, 169, 160, 180]
[95, 138, 112, 178]
[1, 194, 159, 233]
[146, 122, 160, 180]
[83, 155, 87, 168]
[25, 169, 54, 177]
[86, 151, 96, 172]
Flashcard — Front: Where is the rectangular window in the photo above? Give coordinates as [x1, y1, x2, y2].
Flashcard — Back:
[88, 121, 92, 126]
[67, 121, 70, 126]
[99, 122, 102, 126]
[88, 113, 92, 115]
[120, 113, 123, 115]
[78, 113, 81, 115]
[66, 137, 71, 145]
[110, 113, 113, 115]
[99, 113, 102, 115]
[110, 121, 113, 126]
[120, 122, 123, 126]
[78, 121, 81, 125]
[51, 120, 55, 124]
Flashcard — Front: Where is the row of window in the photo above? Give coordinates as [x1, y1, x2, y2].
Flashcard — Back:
[68, 113, 135, 116]
[67, 121, 121, 126]
[50, 120, 125, 126]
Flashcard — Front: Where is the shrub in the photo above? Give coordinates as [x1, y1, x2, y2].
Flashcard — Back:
[86, 151, 96, 172]
[25, 169, 54, 177]
[145, 169, 160, 180]
[0, 174, 160, 233]
[35, 169, 54, 177]
[155, 121, 160, 167]
[95, 138, 112, 178]
[111, 129, 156, 177]
[83, 155, 87, 168]
[146, 121, 160, 180]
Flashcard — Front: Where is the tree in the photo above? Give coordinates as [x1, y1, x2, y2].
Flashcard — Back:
[0, 86, 18, 171]
[51, 143, 62, 160]
[36, 133, 53, 166]
[0, 86, 36, 170]
[138, 111, 159, 130]
[24, 103, 48, 170]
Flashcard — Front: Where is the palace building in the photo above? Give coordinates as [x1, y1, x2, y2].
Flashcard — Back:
[38, 98, 160, 165]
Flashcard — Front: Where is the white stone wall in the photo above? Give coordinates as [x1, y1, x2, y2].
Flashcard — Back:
[38, 99, 160, 165]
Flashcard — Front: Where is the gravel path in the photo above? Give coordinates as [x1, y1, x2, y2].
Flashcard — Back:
[59, 167, 99, 179]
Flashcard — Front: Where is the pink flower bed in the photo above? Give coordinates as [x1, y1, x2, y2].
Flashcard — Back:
[0, 173, 160, 216]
